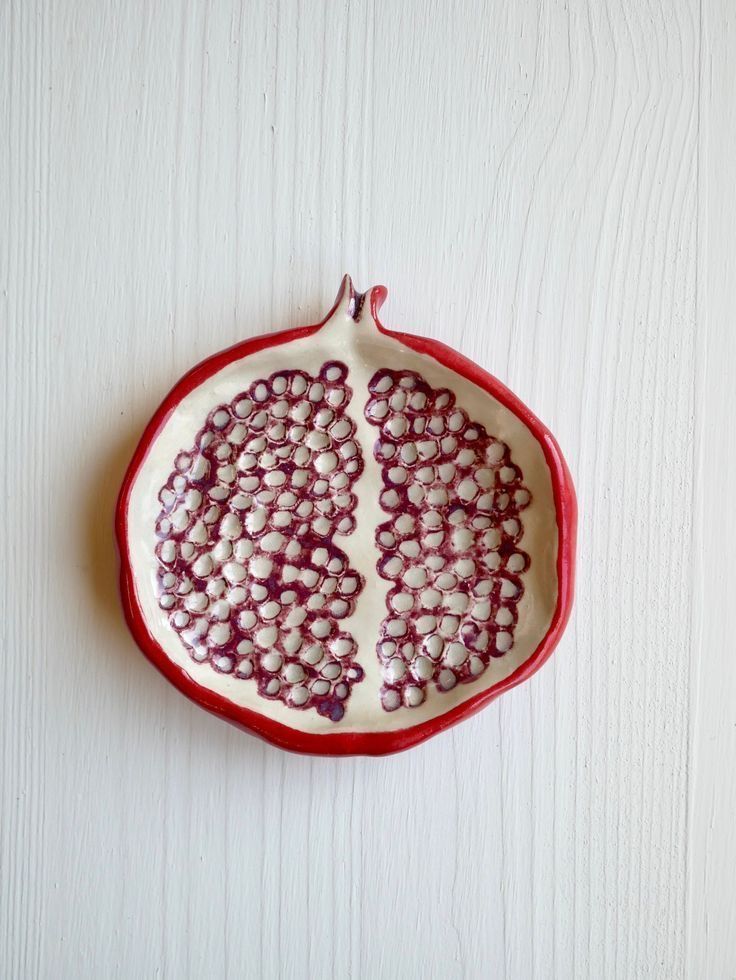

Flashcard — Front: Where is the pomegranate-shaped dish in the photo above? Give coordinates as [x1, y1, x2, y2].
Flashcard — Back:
[116, 277, 576, 755]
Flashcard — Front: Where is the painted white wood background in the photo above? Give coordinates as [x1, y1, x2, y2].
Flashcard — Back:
[2, 1, 734, 977]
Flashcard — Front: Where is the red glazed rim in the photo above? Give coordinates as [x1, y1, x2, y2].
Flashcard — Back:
[115, 280, 577, 756]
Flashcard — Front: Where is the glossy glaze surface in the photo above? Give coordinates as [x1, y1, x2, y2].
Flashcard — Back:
[117, 278, 576, 754]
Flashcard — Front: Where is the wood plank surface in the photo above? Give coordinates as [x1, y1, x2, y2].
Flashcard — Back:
[1, 1, 730, 977]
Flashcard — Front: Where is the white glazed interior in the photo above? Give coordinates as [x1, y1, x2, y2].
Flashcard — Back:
[125, 287, 559, 735]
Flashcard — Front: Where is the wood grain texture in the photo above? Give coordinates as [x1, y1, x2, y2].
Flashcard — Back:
[689, 2, 736, 977]
[0, 0, 728, 977]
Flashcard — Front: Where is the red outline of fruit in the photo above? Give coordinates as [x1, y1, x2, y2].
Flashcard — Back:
[115, 277, 577, 756]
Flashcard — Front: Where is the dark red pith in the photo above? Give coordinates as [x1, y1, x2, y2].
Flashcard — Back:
[153, 361, 365, 722]
[365, 368, 531, 711]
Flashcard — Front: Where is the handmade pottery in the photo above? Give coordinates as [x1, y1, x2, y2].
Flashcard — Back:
[116, 277, 576, 755]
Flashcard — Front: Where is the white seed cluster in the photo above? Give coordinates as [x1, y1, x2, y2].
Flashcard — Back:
[366, 368, 532, 711]
[154, 361, 365, 722]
